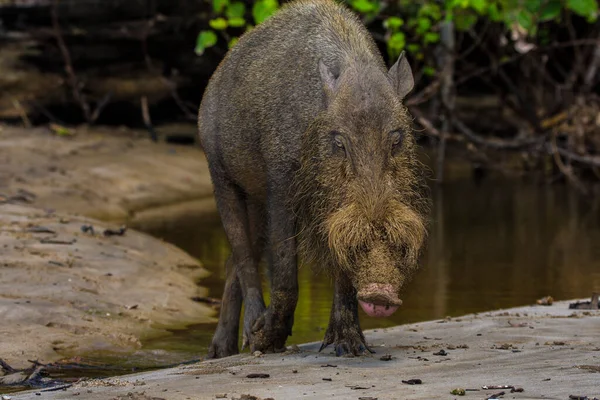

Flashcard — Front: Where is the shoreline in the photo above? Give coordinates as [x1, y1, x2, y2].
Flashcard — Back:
[8, 298, 600, 400]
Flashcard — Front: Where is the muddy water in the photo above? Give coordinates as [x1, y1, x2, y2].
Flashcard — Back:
[143, 177, 600, 359]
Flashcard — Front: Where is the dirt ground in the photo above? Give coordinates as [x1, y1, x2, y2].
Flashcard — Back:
[9, 299, 600, 400]
[0, 124, 219, 369]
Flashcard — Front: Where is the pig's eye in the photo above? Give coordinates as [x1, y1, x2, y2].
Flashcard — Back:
[331, 132, 346, 154]
[390, 130, 403, 151]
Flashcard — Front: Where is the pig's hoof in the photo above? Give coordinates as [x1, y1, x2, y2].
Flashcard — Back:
[247, 309, 290, 353]
[319, 324, 374, 357]
[241, 296, 267, 351]
[206, 336, 239, 359]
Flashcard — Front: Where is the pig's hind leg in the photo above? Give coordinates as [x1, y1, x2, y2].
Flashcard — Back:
[207, 255, 242, 358]
[207, 172, 266, 358]
[319, 274, 374, 356]
[250, 179, 299, 353]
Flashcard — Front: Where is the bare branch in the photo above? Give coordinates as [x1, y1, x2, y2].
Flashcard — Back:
[549, 131, 590, 194]
[550, 143, 600, 168]
[452, 118, 543, 150]
[51, 0, 91, 122]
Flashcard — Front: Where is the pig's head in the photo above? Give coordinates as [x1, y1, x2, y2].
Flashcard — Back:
[293, 52, 430, 318]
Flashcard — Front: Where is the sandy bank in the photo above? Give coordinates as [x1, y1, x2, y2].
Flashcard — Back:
[10, 299, 600, 400]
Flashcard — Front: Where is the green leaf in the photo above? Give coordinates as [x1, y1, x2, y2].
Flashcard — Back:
[383, 16, 404, 31]
[424, 31, 440, 44]
[517, 9, 534, 32]
[229, 37, 239, 48]
[468, 0, 486, 14]
[228, 16, 246, 27]
[407, 43, 420, 53]
[454, 12, 478, 31]
[209, 18, 228, 30]
[539, 0, 562, 21]
[195, 30, 218, 56]
[387, 31, 406, 60]
[350, 0, 378, 13]
[415, 17, 432, 34]
[487, 3, 502, 21]
[226, 1, 246, 19]
[419, 3, 441, 20]
[252, 0, 279, 24]
[524, 0, 542, 13]
[567, 0, 598, 20]
[423, 66, 436, 76]
[213, 0, 229, 13]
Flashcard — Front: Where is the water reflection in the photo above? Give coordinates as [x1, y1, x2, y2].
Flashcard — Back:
[145, 177, 600, 355]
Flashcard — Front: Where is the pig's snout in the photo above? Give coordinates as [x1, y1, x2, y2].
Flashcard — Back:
[357, 283, 402, 318]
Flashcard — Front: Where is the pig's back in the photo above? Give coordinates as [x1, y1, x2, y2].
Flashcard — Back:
[198, 0, 383, 198]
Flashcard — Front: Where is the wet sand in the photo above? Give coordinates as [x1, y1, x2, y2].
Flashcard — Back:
[0, 204, 215, 369]
[10, 299, 600, 400]
[0, 124, 218, 368]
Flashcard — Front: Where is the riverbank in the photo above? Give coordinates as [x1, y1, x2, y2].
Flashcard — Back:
[0, 123, 215, 222]
[9, 299, 600, 400]
[0, 124, 219, 369]
[0, 203, 214, 369]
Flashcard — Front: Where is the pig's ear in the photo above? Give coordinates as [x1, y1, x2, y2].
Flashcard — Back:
[388, 51, 414, 99]
[319, 59, 338, 101]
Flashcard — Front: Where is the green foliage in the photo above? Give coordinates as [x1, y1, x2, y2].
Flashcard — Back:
[226, 1, 246, 18]
[197, 0, 279, 54]
[229, 37, 240, 48]
[195, 0, 600, 84]
[209, 17, 229, 30]
[539, 0, 562, 21]
[195, 30, 218, 56]
[228, 17, 246, 27]
[212, 0, 228, 13]
[350, 0, 379, 14]
[383, 16, 403, 30]
[567, 0, 599, 20]
[388, 32, 406, 60]
[252, 0, 279, 24]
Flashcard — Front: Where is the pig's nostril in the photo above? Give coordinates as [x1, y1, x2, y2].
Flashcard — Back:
[358, 300, 399, 317]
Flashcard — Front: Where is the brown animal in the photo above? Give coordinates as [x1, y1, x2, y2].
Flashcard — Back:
[198, 0, 430, 358]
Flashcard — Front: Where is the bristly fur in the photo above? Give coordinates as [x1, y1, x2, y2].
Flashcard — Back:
[291, 103, 431, 280]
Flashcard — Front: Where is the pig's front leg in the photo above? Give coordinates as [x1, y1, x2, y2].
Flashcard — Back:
[320, 274, 374, 356]
[248, 185, 299, 353]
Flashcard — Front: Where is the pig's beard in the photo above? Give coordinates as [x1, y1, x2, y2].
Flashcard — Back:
[324, 194, 427, 274]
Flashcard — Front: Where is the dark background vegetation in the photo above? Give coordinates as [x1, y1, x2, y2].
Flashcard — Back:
[1, 0, 599, 192]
